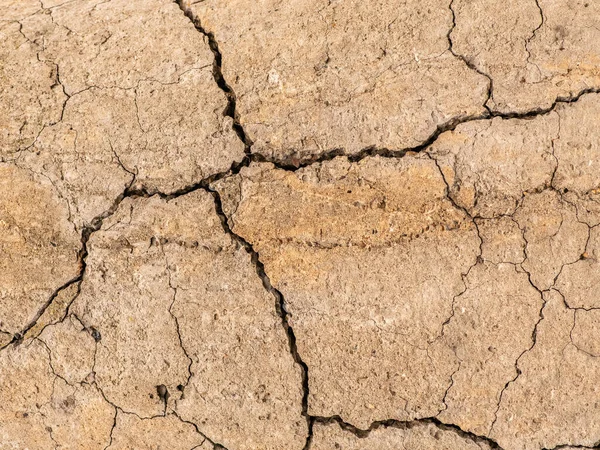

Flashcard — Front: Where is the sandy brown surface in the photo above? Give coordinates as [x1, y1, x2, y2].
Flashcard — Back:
[1, 0, 600, 449]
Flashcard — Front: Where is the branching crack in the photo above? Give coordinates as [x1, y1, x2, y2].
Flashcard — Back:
[5, 3, 600, 449]
[7, 277, 81, 346]
[172, 410, 230, 450]
[447, 0, 494, 113]
[2, 173, 136, 351]
[249, 86, 600, 172]
[175, 0, 600, 176]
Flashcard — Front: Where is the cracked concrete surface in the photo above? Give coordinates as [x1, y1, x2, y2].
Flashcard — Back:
[2, 0, 600, 449]
[310, 420, 495, 449]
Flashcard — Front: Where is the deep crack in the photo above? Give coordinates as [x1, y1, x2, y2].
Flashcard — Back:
[248, 87, 600, 172]
[4, 3, 600, 448]
[175, 0, 252, 152]
[207, 187, 313, 444]
[305, 415, 504, 449]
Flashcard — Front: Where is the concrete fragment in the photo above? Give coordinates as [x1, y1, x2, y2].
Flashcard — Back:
[571, 309, 600, 358]
[39, 315, 96, 385]
[186, 0, 488, 162]
[71, 191, 305, 449]
[0, 164, 80, 336]
[24, 282, 80, 341]
[0, 341, 56, 449]
[43, 379, 116, 450]
[476, 217, 525, 264]
[215, 155, 480, 427]
[555, 226, 600, 310]
[0, 21, 65, 157]
[553, 96, 600, 227]
[311, 421, 492, 449]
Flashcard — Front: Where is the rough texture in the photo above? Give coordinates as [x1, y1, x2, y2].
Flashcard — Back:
[428, 114, 558, 219]
[311, 421, 492, 449]
[3, 0, 600, 449]
[107, 413, 209, 450]
[215, 155, 481, 426]
[0, 337, 115, 449]
[214, 94, 600, 448]
[0, 20, 65, 156]
[10, 0, 244, 227]
[71, 191, 305, 449]
[451, 0, 600, 113]
[438, 262, 543, 436]
[491, 290, 600, 449]
[0, 164, 80, 336]
[186, 0, 488, 162]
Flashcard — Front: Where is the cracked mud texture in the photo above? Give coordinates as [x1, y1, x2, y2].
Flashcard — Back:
[2, 0, 600, 449]
[71, 191, 305, 448]
[3, 0, 244, 228]
[450, 0, 600, 114]
[310, 421, 494, 449]
[188, 0, 489, 163]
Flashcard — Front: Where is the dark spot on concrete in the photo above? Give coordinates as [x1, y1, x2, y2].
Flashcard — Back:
[90, 327, 101, 342]
[157, 384, 169, 404]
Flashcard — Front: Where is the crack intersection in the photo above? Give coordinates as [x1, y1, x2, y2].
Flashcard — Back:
[3, 1, 600, 449]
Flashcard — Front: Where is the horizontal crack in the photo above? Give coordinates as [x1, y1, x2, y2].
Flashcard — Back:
[305, 415, 504, 449]
[6, 73, 593, 438]
[5, 5, 600, 449]
[249, 86, 600, 171]
[176, 0, 600, 179]
[544, 444, 600, 450]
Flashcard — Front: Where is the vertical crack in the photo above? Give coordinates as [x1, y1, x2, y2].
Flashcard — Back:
[525, 0, 545, 64]
[175, 0, 252, 152]
[447, 0, 494, 113]
[162, 246, 194, 399]
[103, 408, 118, 450]
[488, 268, 548, 437]
[206, 187, 312, 446]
